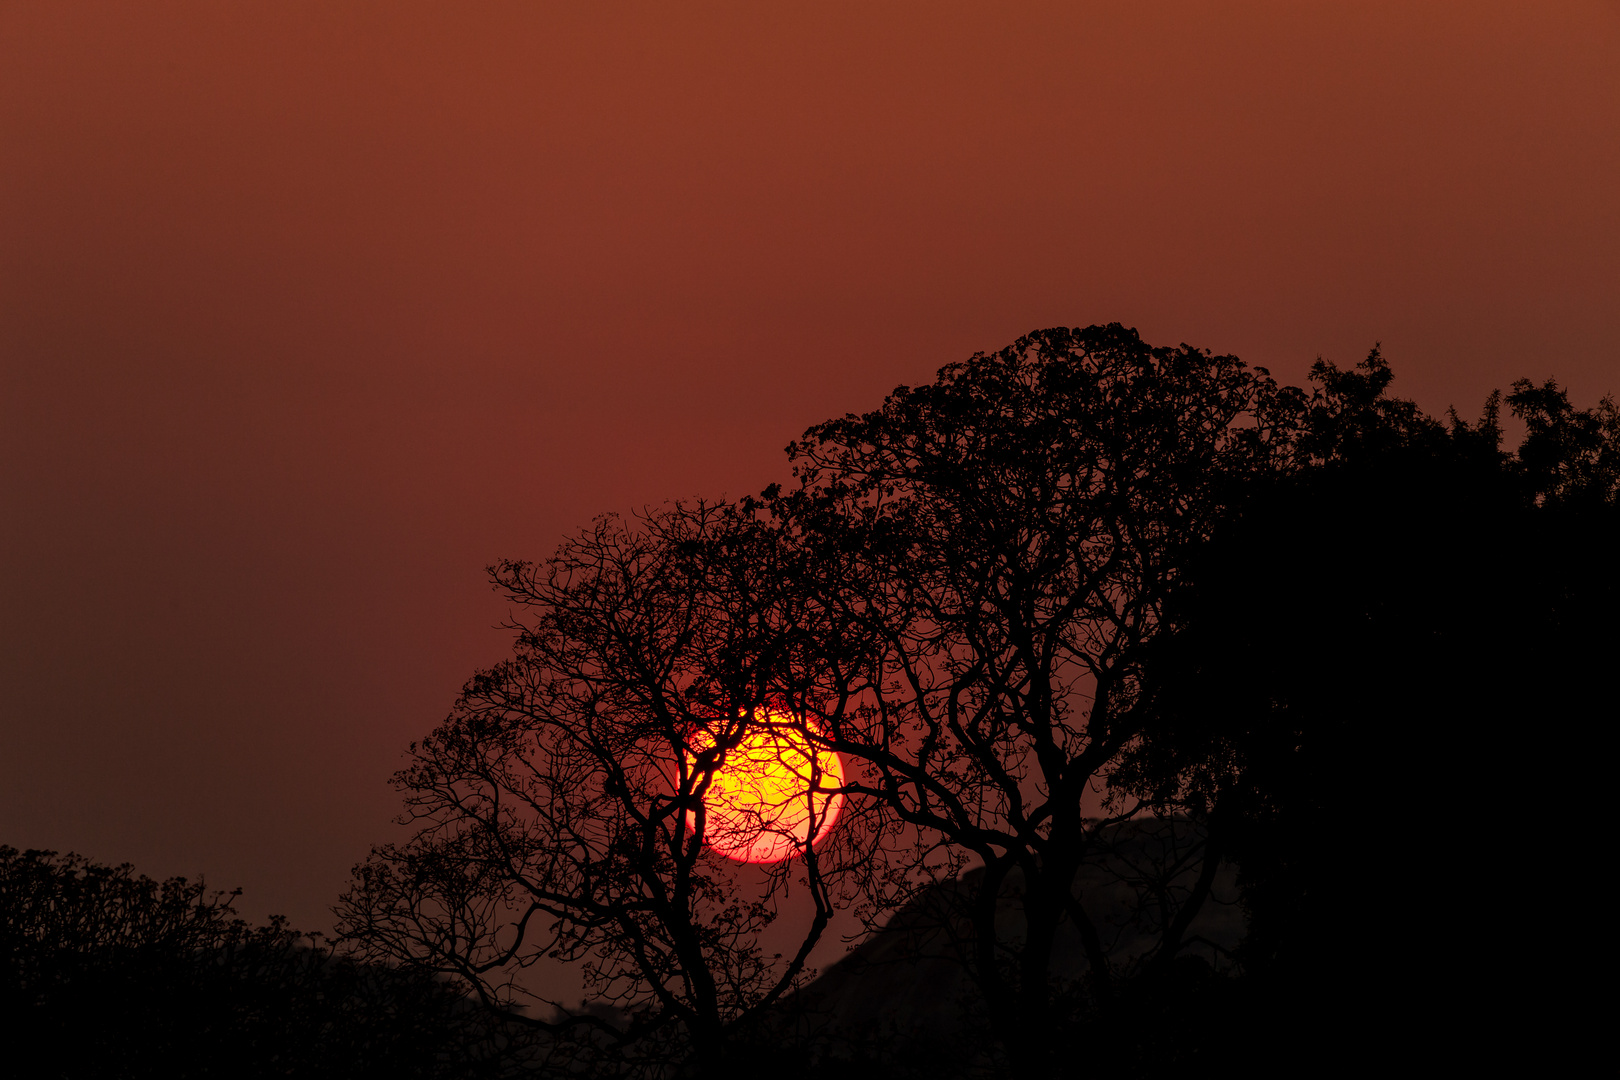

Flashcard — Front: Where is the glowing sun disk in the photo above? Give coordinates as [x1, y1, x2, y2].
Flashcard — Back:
[684, 711, 845, 864]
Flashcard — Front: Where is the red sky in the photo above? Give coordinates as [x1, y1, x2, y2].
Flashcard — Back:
[3, 1, 1617, 944]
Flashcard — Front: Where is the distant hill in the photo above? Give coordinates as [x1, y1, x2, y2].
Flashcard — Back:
[776, 817, 1242, 1069]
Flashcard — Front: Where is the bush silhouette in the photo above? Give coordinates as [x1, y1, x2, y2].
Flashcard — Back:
[0, 846, 530, 1079]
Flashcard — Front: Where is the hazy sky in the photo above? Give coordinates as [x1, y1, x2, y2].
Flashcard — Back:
[3, 2, 1617, 942]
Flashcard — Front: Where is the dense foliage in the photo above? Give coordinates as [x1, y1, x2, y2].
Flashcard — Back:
[1113, 355, 1616, 1073]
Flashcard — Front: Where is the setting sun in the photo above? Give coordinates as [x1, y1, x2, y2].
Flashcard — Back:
[686, 711, 845, 864]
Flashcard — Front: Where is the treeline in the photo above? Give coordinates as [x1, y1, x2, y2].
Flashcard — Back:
[0, 846, 535, 1078]
[6, 327, 1613, 1078]
[1106, 354, 1616, 1075]
[339, 328, 1615, 1076]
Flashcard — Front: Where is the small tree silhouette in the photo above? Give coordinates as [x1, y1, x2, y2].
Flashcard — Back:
[1506, 376, 1620, 507]
[339, 501, 872, 1076]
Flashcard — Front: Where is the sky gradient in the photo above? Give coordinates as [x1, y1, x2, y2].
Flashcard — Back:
[3, 2, 1617, 938]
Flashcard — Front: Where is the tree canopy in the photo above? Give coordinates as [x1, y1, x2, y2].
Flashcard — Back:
[762, 325, 1306, 1071]
[336, 326, 1616, 1078]
[338, 501, 878, 1075]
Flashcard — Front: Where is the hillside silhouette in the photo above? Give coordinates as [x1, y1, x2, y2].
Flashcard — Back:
[779, 817, 1242, 1076]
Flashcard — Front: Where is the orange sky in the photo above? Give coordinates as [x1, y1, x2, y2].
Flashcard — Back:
[2, 2, 1617, 942]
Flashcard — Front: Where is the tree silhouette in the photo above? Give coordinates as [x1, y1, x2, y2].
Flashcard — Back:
[339, 328, 1614, 1077]
[338, 501, 872, 1076]
[1506, 376, 1620, 507]
[1116, 351, 1618, 1072]
[0, 846, 511, 1079]
[763, 325, 1307, 1074]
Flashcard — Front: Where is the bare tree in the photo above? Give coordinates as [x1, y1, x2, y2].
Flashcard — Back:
[338, 501, 870, 1075]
